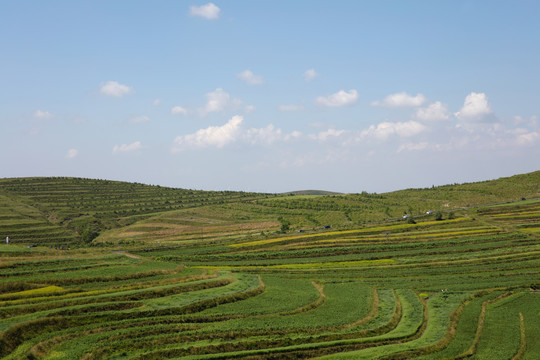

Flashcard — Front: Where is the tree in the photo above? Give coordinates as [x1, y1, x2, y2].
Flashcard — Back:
[79, 222, 101, 244]
[434, 211, 443, 221]
[278, 217, 290, 233]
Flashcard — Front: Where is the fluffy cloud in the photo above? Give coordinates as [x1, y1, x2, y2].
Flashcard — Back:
[129, 115, 149, 123]
[34, 110, 53, 119]
[511, 129, 540, 145]
[315, 89, 358, 107]
[278, 104, 304, 112]
[113, 141, 142, 153]
[372, 92, 426, 108]
[171, 106, 188, 115]
[303, 68, 318, 82]
[454, 92, 492, 121]
[237, 70, 264, 85]
[416, 101, 450, 121]
[360, 121, 427, 140]
[200, 88, 241, 115]
[153, 99, 161, 106]
[172, 115, 243, 151]
[171, 115, 299, 151]
[190, 3, 220, 19]
[66, 149, 78, 159]
[245, 125, 282, 145]
[100, 81, 132, 97]
[285, 131, 303, 141]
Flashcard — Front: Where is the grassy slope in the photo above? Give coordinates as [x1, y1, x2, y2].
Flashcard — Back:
[100, 170, 540, 245]
[0, 177, 273, 245]
[0, 171, 538, 246]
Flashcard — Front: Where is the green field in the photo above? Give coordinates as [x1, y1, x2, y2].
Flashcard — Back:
[0, 172, 539, 359]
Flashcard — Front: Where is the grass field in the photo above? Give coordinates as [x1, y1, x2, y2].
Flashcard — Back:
[0, 171, 539, 359]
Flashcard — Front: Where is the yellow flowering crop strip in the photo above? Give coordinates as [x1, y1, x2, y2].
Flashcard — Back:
[271, 259, 395, 269]
[0, 287, 131, 307]
[0, 285, 65, 299]
[316, 228, 501, 244]
[194, 258, 395, 271]
[488, 210, 540, 219]
[229, 217, 470, 248]
[270, 226, 499, 251]
[520, 227, 540, 233]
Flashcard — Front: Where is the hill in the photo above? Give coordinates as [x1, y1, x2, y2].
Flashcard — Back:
[0, 171, 538, 246]
[284, 190, 343, 196]
[0, 177, 273, 245]
[0, 170, 538, 358]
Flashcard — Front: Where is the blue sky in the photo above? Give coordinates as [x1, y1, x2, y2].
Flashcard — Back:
[1, 1, 539, 193]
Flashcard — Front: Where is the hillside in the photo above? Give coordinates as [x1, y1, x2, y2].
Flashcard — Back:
[0, 177, 273, 245]
[0, 171, 538, 246]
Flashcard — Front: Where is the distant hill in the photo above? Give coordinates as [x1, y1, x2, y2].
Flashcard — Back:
[283, 190, 343, 196]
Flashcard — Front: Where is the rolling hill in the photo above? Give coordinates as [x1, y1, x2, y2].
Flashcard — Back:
[0, 171, 538, 359]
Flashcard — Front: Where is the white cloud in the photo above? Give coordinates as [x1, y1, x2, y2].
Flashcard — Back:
[34, 110, 53, 119]
[309, 128, 346, 141]
[172, 115, 243, 151]
[315, 89, 358, 107]
[153, 99, 161, 106]
[171, 115, 300, 151]
[454, 92, 492, 121]
[113, 141, 142, 154]
[245, 125, 282, 145]
[129, 115, 149, 123]
[278, 104, 304, 112]
[416, 101, 450, 121]
[512, 115, 538, 128]
[303, 68, 318, 82]
[190, 3, 220, 19]
[512, 130, 540, 145]
[100, 81, 132, 97]
[397, 142, 429, 152]
[200, 88, 241, 116]
[205, 88, 229, 112]
[285, 130, 302, 141]
[66, 149, 78, 159]
[360, 121, 427, 140]
[245, 105, 256, 113]
[171, 106, 188, 115]
[237, 70, 264, 85]
[372, 92, 427, 108]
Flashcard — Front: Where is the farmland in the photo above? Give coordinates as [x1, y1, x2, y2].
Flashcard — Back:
[0, 171, 539, 359]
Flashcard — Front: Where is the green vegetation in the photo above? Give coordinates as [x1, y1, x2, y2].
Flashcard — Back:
[0, 171, 538, 359]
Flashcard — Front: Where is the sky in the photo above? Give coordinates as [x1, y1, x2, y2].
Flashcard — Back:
[1, 1, 539, 193]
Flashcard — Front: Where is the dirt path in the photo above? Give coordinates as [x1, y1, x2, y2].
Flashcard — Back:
[113, 250, 143, 259]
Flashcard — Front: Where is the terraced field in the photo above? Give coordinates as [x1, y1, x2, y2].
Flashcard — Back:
[1, 192, 539, 359]
[0, 177, 273, 245]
